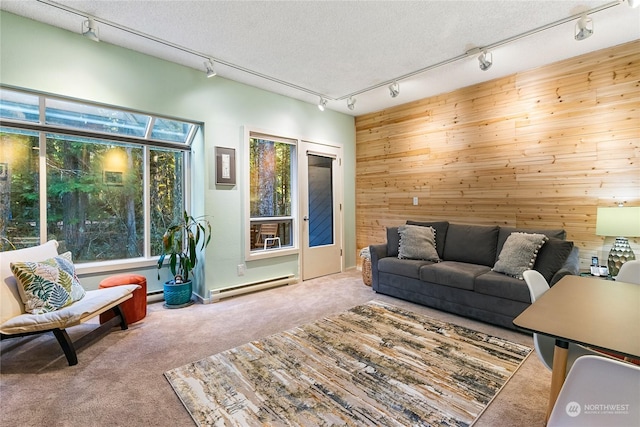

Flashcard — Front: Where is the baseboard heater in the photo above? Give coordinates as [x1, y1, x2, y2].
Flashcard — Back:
[209, 275, 297, 302]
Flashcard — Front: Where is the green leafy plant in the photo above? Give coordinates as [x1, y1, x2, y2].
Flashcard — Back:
[157, 211, 212, 283]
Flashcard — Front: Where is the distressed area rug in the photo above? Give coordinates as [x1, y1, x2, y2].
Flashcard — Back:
[165, 301, 531, 426]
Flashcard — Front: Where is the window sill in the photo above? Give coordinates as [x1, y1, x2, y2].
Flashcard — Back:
[75, 257, 158, 275]
[246, 247, 298, 261]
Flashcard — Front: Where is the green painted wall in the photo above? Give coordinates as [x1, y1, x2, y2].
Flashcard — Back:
[0, 11, 356, 297]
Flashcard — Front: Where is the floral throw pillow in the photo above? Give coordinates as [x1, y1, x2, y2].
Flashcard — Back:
[10, 252, 86, 314]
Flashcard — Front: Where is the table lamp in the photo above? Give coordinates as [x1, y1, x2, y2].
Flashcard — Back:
[596, 206, 640, 277]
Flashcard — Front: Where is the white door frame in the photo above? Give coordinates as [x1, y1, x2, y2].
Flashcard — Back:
[299, 140, 343, 280]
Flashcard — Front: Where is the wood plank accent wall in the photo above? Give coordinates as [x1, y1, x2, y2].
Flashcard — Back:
[356, 40, 639, 269]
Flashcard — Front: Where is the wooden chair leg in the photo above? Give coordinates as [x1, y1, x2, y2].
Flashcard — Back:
[52, 328, 78, 366]
[5, 303, 129, 367]
[112, 304, 129, 330]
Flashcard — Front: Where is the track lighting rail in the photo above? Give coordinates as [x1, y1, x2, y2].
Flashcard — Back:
[35, 0, 623, 109]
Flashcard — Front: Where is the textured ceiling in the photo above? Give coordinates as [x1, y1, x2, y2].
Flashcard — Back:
[1, 1, 639, 115]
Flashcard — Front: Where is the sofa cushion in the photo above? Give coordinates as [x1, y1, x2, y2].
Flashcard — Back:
[534, 238, 574, 283]
[379, 257, 435, 280]
[10, 252, 86, 315]
[0, 285, 138, 335]
[496, 227, 566, 263]
[420, 261, 491, 290]
[398, 224, 440, 261]
[474, 271, 532, 303]
[493, 232, 548, 280]
[405, 220, 449, 258]
[386, 227, 400, 257]
[442, 224, 499, 266]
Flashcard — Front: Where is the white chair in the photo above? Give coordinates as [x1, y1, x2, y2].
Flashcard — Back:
[522, 270, 604, 370]
[614, 260, 640, 363]
[547, 355, 640, 426]
[616, 260, 640, 284]
[255, 223, 281, 250]
[1, 241, 139, 366]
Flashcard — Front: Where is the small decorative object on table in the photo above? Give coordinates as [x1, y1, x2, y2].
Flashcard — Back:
[360, 247, 372, 286]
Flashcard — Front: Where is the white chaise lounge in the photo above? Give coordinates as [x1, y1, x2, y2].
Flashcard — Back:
[1, 240, 139, 366]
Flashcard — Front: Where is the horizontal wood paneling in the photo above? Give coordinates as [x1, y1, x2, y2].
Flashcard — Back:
[356, 40, 640, 269]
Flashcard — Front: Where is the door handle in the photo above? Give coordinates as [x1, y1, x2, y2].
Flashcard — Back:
[303, 216, 309, 221]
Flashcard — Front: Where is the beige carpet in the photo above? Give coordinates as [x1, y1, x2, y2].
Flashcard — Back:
[0, 270, 550, 426]
[166, 301, 531, 426]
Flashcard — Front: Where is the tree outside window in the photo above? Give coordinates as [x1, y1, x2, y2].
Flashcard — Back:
[0, 88, 194, 262]
[0, 131, 39, 250]
[249, 136, 294, 251]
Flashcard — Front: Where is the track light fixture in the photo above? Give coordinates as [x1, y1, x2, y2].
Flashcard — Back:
[347, 97, 356, 111]
[629, 0, 640, 8]
[204, 59, 217, 78]
[81, 17, 100, 42]
[389, 82, 400, 98]
[318, 97, 327, 111]
[48, 0, 622, 113]
[575, 15, 593, 41]
[478, 50, 492, 71]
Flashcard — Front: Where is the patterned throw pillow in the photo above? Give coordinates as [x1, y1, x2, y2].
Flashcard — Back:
[493, 233, 548, 280]
[398, 224, 440, 262]
[10, 252, 86, 314]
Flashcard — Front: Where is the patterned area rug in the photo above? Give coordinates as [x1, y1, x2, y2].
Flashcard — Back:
[165, 301, 531, 426]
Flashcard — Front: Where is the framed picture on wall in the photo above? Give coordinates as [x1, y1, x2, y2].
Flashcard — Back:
[215, 147, 236, 185]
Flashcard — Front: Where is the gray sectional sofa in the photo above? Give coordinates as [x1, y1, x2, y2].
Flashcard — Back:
[369, 221, 580, 330]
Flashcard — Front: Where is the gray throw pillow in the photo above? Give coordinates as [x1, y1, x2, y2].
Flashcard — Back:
[493, 232, 548, 280]
[405, 221, 449, 258]
[495, 226, 566, 264]
[398, 225, 440, 261]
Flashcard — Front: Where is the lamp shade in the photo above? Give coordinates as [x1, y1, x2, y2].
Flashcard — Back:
[596, 207, 640, 237]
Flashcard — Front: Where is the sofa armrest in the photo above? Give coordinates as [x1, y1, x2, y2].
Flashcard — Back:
[369, 244, 388, 291]
[550, 246, 580, 286]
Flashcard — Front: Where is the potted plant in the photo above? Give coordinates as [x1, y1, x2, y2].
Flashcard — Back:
[157, 211, 212, 308]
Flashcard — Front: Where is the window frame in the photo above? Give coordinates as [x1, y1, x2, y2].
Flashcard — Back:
[0, 86, 200, 273]
[244, 127, 299, 261]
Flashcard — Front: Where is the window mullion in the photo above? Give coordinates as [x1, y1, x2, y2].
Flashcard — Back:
[38, 131, 47, 245]
[38, 96, 47, 245]
[145, 117, 155, 139]
[143, 146, 151, 258]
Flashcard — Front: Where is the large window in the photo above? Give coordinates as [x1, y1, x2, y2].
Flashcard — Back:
[0, 87, 198, 265]
[45, 134, 145, 261]
[249, 133, 296, 253]
[0, 130, 39, 248]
